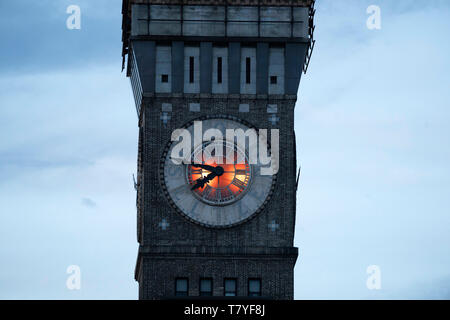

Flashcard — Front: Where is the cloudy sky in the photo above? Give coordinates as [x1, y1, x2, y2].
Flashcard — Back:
[0, 0, 449, 299]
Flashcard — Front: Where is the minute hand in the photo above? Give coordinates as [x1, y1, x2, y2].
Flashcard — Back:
[191, 163, 218, 172]
[169, 157, 217, 173]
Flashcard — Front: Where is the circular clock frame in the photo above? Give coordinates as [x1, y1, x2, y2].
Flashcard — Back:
[159, 114, 277, 229]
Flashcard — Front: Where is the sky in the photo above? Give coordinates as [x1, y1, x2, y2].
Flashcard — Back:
[0, 0, 449, 299]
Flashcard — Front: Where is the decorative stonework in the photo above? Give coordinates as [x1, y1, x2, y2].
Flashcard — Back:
[158, 219, 170, 230]
[160, 112, 171, 125]
[239, 103, 250, 113]
[267, 104, 278, 113]
[268, 220, 279, 232]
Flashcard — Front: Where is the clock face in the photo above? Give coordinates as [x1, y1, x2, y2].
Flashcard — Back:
[187, 140, 252, 206]
[161, 117, 275, 228]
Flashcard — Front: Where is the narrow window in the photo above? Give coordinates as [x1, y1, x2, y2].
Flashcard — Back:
[161, 74, 168, 83]
[199, 278, 213, 296]
[189, 56, 194, 83]
[217, 57, 222, 84]
[224, 278, 237, 297]
[175, 278, 188, 296]
[245, 57, 251, 84]
[270, 76, 277, 84]
[248, 279, 261, 297]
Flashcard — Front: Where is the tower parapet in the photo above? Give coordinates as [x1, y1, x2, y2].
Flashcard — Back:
[122, 0, 315, 74]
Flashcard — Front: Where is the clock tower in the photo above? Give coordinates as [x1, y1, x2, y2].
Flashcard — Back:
[121, 0, 315, 299]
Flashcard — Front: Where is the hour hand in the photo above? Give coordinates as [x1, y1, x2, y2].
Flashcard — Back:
[191, 172, 217, 190]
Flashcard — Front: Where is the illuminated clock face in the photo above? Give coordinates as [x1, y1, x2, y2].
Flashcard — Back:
[187, 140, 251, 206]
[161, 117, 275, 228]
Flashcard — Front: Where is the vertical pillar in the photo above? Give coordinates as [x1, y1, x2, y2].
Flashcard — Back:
[285, 43, 308, 95]
[256, 42, 269, 94]
[200, 42, 213, 93]
[132, 41, 156, 93]
[228, 42, 241, 94]
[172, 41, 184, 93]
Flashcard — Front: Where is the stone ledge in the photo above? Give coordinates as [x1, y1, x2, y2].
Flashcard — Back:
[150, 93, 298, 101]
[138, 245, 299, 256]
[127, 0, 314, 8]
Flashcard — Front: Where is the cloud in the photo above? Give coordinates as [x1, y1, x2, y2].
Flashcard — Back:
[1, 0, 449, 300]
[0, 0, 123, 75]
[0, 63, 136, 185]
[389, 275, 450, 299]
[0, 59, 138, 298]
[294, 1, 450, 299]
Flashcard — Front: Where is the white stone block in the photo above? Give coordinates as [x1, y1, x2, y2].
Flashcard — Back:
[183, 22, 225, 37]
[150, 5, 181, 20]
[227, 6, 258, 21]
[267, 104, 278, 113]
[268, 47, 285, 95]
[260, 7, 291, 22]
[260, 23, 291, 38]
[149, 21, 181, 36]
[239, 104, 250, 113]
[156, 46, 172, 93]
[189, 103, 200, 112]
[227, 22, 258, 37]
[183, 5, 225, 21]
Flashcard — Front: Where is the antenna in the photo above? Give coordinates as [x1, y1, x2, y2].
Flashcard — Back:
[133, 174, 138, 191]
[295, 166, 302, 192]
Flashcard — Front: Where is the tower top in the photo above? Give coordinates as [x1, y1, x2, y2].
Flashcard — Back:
[121, 0, 315, 70]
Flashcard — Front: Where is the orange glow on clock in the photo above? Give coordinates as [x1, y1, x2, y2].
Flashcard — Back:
[187, 153, 251, 205]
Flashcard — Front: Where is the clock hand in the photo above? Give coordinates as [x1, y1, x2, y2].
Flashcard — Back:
[191, 172, 218, 190]
[169, 157, 218, 174]
[191, 163, 218, 172]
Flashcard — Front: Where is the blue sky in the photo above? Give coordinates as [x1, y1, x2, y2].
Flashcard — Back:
[0, 0, 449, 299]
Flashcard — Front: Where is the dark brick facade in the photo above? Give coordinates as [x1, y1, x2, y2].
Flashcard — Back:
[134, 93, 299, 299]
